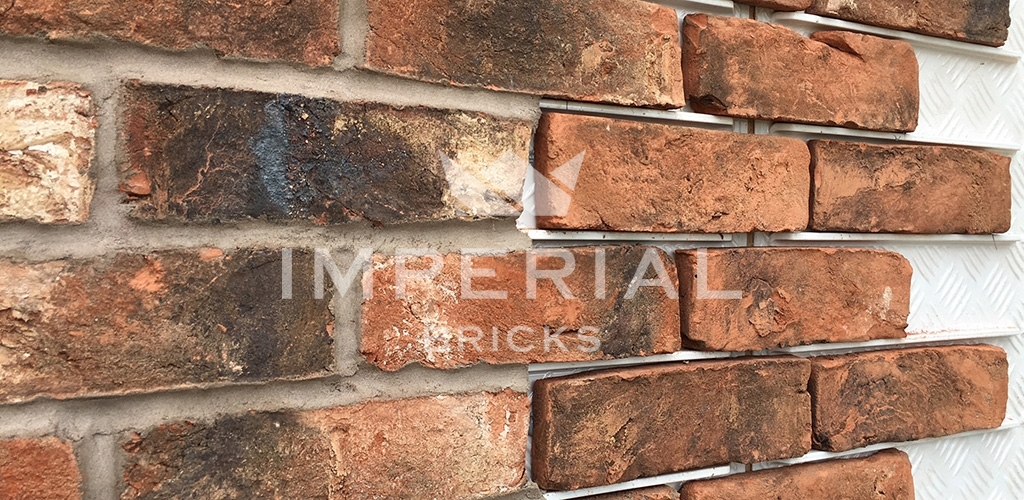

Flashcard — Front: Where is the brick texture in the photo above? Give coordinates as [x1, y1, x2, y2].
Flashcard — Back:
[534, 112, 810, 233]
[364, 0, 684, 108]
[0, 437, 82, 500]
[1, 80, 95, 224]
[584, 486, 681, 500]
[362, 246, 681, 370]
[810, 140, 1012, 234]
[682, 15, 919, 132]
[733, 0, 812, 11]
[679, 449, 914, 500]
[676, 248, 911, 351]
[120, 390, 528, 500]
[121, 82, 533, 224]
[0, 249, 333, 403]
[0, 0, 339, 66]
[810, 345, 1008, 452]
[807, 0, 1010, 47]
[532, 356, 811, 490]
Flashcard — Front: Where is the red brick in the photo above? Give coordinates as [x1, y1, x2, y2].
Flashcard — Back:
[733, 0, 812, 11]
[584, 486, 681, 500]
[364, 0, 684, 108]
[0, 0, 338, 66]
[810, 345, 1008, 452]
[361, 246, 681, 370]
[810, 140, 1012, 234]
[0, 80, 95, 224]
[679, 449, 913, 500]
[0, 437, 82, 500]
[120, 390, 528, 499]
[532, 356, 811, 490]
[534, 112, 810, 233]
[676, 248, 911, 351]
[0, 249, 333, 403]
[807, 0, 1010, 47]
[682, 15, 919, 132]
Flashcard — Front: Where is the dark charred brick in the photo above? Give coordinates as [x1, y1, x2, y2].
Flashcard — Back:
[121, 82, 533, 225]
[807, 0, 1010, 47]
[532, 356, 811, 490]
[364, 0, 684, 108]
[0, 248, 333, 403]
[0, 437, 82, 500]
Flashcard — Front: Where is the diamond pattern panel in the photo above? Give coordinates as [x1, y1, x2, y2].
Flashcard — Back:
[902, 425, 1024, 500]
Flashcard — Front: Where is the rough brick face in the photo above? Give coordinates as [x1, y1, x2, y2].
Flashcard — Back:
[121, 82, 533, 224]
[0, 437, 82, 500]
[532, 356, 812, 490]
[679, 449, 914, 500]
[0, 80, 95, 224]
[362, 246, 681, 370]
[682, 15, 919, 132]
[584, 486, 681, 500]
[534, 112, 810, 233]
[733, 0, 812, 11]
[121, 390, 528, 500]
[810, 345, 1008, 452]
[0, 249, 333, 403]
[364, 0, 685, 108]
[810, 140, 1012, 234]
[676, 248, 911, 351]
[0, 0, 339, 66]
[807, 0, 1010, 47]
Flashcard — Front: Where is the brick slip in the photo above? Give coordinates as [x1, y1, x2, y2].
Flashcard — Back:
[807, 0, 1010, 47]
[0, 249, 333, 403]
[121, 82, 533, 224]
[810, 345, 1008, 452]
[583, 486, 681, 500]
[534, 113, 810, 233]
[810, 140, 1012, 234]
[682, 15, 919, 132]
[364, 0, 684, 108]
[120, 390, 528, 499]
[0, 80, 95, 224]
[0, 0, 338, 66]
[0, 437, 82, 500]
[679, 449, 914, 500]
[733, 0, 812, 11]
[676, 248, 911, 351]
[362, 246, 681, 370]
[532, 356, 811, 490]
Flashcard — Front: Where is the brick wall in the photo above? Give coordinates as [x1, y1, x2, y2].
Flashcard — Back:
[0, 0, 1018, 499]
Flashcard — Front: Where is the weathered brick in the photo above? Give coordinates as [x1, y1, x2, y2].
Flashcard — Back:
[0, 0, 338, 66]
[807, 0, 1010, 47]
[679, 449, 914, 500]
[682, 15, 919, 132]
[810, 140, 1011, 234]
[120, 390, 528, 500]
[733, 0, 812, 11]
[364, 0, 684, 108]
[532, 356, 811, 490]
[0, 80, 95, 224]
[676, 248, 911, 351]
[0, 249, 333, 403]
[121, 82, 533, 224]
[534, 112, 810, 233]
[810, 345, 1008, 452]
[0, 437, 82, 500]
[584, 486, 681, 500]
[362, 246, 681, 370]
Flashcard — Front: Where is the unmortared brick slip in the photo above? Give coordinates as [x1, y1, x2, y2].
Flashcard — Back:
[0, 81, 95, 224]
[679, 449, 914, 500]
[583, 486, 681, 500]
[0, 249, 333, 403]
[0, 437, 82, 500]
[810, 140, 1012, 234]
[733, 0, 812, 11]
[807, 0, 1010, 47]
[676, 248, 910, 351]
[364, 0, 684, 108]
[534, 113, 810, 233]
[121, 82, 533, 224]
[121, 390, 528, 500]
[810, 345, 1008, 452]
[682, 15, 919, 132]
[362, 246, 681, 370]
[532, 356, 811, 490]
[0, 0, 338, 66]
